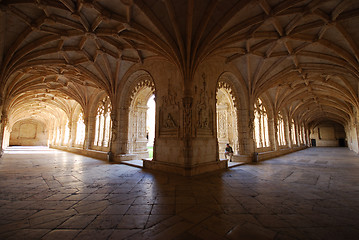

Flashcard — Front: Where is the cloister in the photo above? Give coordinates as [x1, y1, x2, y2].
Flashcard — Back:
[1, 0, 356, 176]
[1, 1, 359, 238]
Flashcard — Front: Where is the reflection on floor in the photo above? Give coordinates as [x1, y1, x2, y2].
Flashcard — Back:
[1, 146, 359, 239]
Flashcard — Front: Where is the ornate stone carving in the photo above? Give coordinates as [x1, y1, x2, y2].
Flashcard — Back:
[217, 80, 237, 108]
[160, 81, 180, 137]
[217, 109, 227, 139]
[182, 97, 193, 137]
[195, 74, 213, 136]
[110, 112, 118, 142]
[164, 113, 177, 129]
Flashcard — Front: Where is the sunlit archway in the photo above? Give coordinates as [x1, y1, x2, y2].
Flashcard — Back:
[216, 83, 239, 159]
[146, 94, 156, 158]
[128, 83, 156, 159]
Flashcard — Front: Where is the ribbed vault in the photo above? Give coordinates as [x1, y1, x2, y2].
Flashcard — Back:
[0, 0, 359, 139]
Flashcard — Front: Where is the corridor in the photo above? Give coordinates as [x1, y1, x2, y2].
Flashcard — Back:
[0, 147, 359, 239]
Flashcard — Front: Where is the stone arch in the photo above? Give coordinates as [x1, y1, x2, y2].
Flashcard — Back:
[216, 81, 239, 158]
[118, 70, 156, 159]
[216, 71, 247, 156]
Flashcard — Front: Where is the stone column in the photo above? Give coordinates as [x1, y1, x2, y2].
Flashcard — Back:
[306, 127, 311, 146]
[217, 104, 228, 159]
[144, 77, 227, 175]
[108, 111, 119, 162]
[83, 115, 95, 150]
[232, 109, 239, 154]
[268, 117, 278, 151]
[182, 96, 193, 167]
[237, 108, 247, 155]
[247, 104, 256, 154]
[355, 119, 359, 152]
[295, 124, 300, 147]
[118, 107, 129, 155]
[285, 118, 292, 148]
[0, 110, 7, 157]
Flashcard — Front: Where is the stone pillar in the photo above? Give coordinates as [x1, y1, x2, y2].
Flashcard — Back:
[108, 111, 119, 162]
[182, 96, 193, 167]
[306, 128, 311, 146]
[118, 107, 129, 155]
[247, 103, 256, 154]
[237, 108, 248, 155]
[295, 124, 300, 147]
[355, 120, 359, 152]
[231, 109, 239, 154]
[0, 110, 7, 157]
[285, 118, 292, 148]
[144, 78, 227, 175]
[83, 115, 95, 150]
[268, 117, 278, 151]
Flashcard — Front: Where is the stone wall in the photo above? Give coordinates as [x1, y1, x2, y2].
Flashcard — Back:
[310, 122, 346, 147]
[10, 120, 48, 146]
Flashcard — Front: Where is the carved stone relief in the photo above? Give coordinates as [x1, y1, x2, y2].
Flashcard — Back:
[182, 97, 193, 137]
[160, 81, 180, 137]
[195, 74, 213, 136]
[217, 107, 227, 139]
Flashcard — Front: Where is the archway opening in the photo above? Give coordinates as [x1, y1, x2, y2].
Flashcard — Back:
[146, 94, 156, 158]
[128, 86, 155, 159]
[216, 85, 238, 159]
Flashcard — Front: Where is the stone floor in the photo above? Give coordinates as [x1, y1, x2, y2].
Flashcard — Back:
[1, 146, 359, 240]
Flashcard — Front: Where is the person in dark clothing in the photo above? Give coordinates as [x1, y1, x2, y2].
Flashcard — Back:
[225, 143, 233, 162]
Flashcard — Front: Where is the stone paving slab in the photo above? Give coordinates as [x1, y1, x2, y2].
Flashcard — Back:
[1, 147, 359, 239]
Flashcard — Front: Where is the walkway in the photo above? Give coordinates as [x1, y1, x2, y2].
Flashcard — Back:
[0, 146, 359, 239]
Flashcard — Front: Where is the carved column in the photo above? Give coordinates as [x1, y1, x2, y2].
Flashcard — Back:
[118, 107, 129, 155]
[217, 104, 228, 159]
[268, 117, 278, 151]
[232, 109, 239, 154]
[183, 96, 193, 167]
[108, 111, 119, 162]
[236, 108, 245, 155]
[247, 101, 256, 154]
[144, 76, 227, 175]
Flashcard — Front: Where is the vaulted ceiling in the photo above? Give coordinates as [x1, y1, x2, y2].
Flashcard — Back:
[0, 0, 359, 128]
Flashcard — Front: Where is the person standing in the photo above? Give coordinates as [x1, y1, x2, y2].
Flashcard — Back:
[225, 143, 233, 162]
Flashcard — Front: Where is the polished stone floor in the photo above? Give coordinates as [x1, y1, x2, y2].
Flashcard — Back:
[1, 146, 359, 240]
